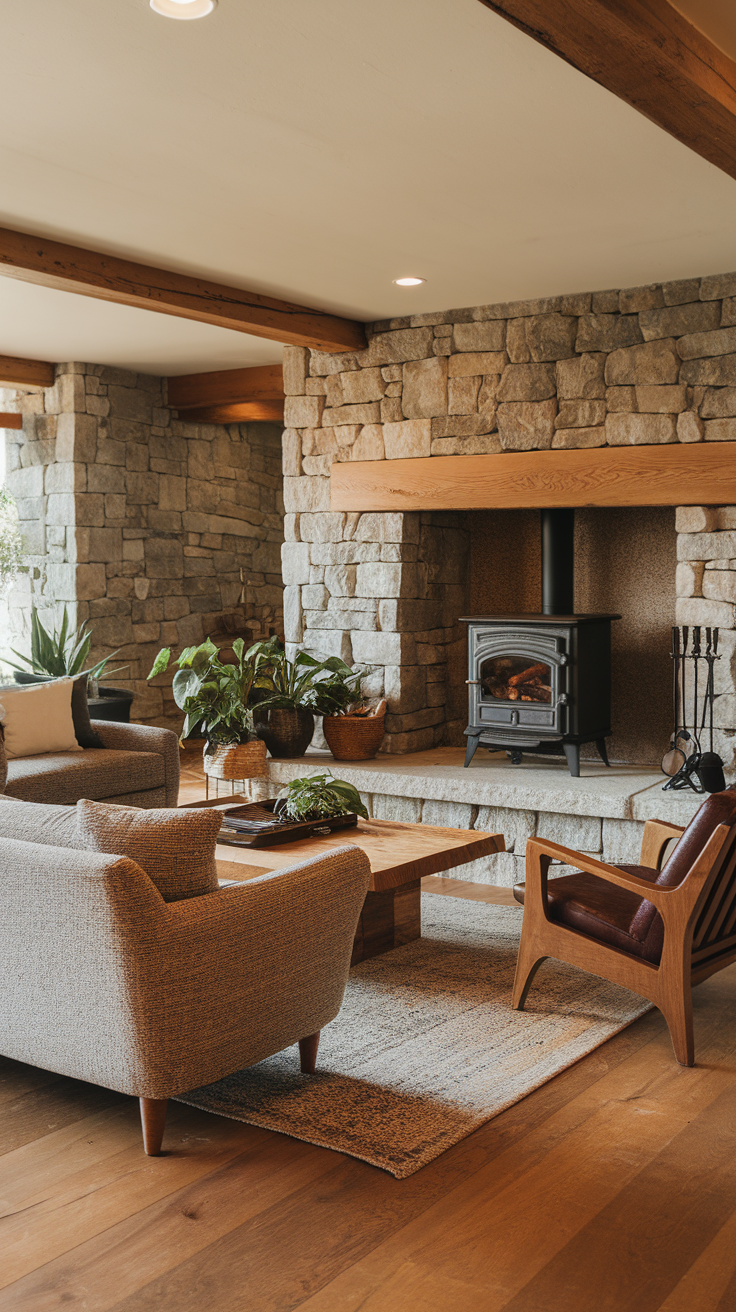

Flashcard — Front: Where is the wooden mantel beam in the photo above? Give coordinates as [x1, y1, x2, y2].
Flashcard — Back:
[0, 352, 55, 388]
[168, 363, 285, 425]
[168, 363, 283, 410]
[0, 227, 367, 353]
[176, 401, 284, 424]
[331, 443, 736, 510]
[478, 0, 736, 180]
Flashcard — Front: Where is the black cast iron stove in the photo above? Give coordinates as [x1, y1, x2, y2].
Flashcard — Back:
[461, 509, 620, 777]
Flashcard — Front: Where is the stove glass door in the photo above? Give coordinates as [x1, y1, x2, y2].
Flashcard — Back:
[480, 656, 552, 705]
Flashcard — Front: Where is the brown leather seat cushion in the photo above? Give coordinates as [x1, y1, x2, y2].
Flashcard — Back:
[513, 866, 663, 963]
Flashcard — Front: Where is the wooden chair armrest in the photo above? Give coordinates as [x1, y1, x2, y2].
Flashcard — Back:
[525, 838, 675, 905]
[640, 819, 687, 870]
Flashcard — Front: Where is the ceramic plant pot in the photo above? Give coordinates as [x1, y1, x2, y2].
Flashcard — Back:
[255, 707, 315, 758]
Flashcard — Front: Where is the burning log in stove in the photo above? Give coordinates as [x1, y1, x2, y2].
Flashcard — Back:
[482, 660, 552, 704]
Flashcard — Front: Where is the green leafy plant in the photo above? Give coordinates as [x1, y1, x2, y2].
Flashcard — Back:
[8, 605, 125, 683]
[249, 636, 364, 715]
[277, 771, 368, 822]
[0, 489, 24, 593]
[148, 637, 257, 748]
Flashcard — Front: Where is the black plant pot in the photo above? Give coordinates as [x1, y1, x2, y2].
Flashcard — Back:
[255, 707, 315, 758]
[87, 687, 134, 723]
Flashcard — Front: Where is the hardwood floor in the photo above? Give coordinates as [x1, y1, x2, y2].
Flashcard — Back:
[5, 754, 736, 1310]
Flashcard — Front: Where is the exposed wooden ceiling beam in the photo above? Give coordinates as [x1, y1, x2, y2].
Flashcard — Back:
[0, 412, 23, 429]
[178, 401, 285, 424]
[0, 227, 367, 353]
[478, 0, 736, 179]
[331, 443, 736, 510]
[0, 352, 55, 388]
[168, 363, 284, 411]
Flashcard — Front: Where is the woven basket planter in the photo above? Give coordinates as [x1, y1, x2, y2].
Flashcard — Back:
[204, 739, 268, 780]
[323, 714, 385, 761]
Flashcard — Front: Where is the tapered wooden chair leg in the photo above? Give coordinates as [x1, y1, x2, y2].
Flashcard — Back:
[512, 952, 547, 1011]
[662, 996, 695, 1067]
[299, 1031, 320, 1074]
[140, 1097, 169, 1155]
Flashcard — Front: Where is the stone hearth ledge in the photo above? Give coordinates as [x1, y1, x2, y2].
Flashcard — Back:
[265, 748, 706, 887]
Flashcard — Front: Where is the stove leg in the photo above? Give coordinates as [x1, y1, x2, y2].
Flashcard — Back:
[563, 742, 580, 777]
[464, 733, 481, 768]
[595, 738, 611, 767]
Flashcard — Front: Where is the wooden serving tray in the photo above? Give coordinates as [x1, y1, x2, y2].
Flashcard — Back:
[217, 799, 359, 848]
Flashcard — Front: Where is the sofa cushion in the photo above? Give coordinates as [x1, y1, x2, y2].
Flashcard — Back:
[513, 865, 663, 963]
[0, 794, 81, 847]
[76, 798, 222, 902]
[4, 748, 166, 806]
[0, 679, 81, 759]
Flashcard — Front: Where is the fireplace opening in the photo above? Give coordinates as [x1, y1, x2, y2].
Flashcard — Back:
[424, 505, 676, 767]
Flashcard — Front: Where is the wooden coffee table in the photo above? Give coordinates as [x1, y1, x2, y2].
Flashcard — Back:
[212, 814, 505, 964]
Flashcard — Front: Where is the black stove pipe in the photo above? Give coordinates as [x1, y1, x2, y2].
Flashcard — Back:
[541, 508, 575, 615]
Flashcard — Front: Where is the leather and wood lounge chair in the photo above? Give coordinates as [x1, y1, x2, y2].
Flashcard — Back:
[512, 789, 736, 1066]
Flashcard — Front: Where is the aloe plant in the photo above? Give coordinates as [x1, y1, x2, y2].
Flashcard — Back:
[8, 606, 125, 683]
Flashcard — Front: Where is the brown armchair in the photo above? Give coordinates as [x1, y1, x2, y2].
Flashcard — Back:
[512, 789, 736, 1066]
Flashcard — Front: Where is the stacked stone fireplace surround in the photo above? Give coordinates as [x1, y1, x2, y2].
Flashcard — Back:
[280, 270, 736, 881]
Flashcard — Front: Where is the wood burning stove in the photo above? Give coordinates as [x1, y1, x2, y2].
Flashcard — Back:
[461, 509, 620, 777]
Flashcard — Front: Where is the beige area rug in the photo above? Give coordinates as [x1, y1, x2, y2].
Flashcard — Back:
[176, 895, 651, 1178]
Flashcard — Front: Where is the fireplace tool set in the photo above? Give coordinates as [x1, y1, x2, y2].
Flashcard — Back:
[662, 626, 725, 794]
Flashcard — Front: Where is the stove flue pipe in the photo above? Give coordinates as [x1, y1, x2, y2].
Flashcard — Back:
[541, 508, 575, 615]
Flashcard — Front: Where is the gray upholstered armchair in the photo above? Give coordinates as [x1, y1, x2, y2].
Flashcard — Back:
[0, 805, 370, 1154]
[1, 720, 180, 808]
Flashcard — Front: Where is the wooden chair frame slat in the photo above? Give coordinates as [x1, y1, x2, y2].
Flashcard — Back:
[693, 840, 736, 948]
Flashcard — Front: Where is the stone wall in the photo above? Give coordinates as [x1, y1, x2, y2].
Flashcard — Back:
[282, 270, 736, 762]
[1, 364, 284, 729]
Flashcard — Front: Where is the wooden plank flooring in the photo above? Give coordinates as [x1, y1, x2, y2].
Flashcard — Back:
[5, 755, 736, 1309]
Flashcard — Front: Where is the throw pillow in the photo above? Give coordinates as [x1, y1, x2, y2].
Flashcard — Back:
[76, 799, 222, 902]
[71, 677, 104, 748]
[0, 726, 6, 794]
[0, 678, 82, 759]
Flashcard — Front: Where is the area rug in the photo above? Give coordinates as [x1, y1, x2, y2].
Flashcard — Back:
[176, 894, 651, 1178]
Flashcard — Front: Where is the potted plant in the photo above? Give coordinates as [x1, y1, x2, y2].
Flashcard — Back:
[248, 636, 364, 759]
[322, 697, 388, 761]
[148, 637, 267, 779]
[276, 771, 368, 821]
[7, 605, 132, 722]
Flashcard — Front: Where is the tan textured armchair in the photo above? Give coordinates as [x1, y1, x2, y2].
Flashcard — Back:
[0, 829, 370, 1154]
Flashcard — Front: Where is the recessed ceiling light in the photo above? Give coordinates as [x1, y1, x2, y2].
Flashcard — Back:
[150, 0, 217, 18]
[393, 277, 426, 287]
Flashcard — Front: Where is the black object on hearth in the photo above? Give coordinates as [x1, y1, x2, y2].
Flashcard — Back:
[462, 506, 620, 778]
[662, 625, 725, 793]
[461, 614, 619, 777]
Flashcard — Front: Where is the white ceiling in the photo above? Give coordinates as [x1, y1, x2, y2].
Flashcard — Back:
[1, 0, 736, 374]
